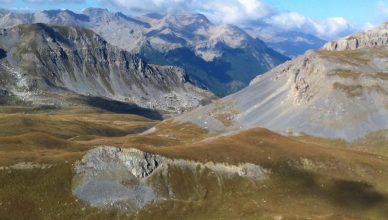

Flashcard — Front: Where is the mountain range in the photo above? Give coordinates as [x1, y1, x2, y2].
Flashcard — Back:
[245, 26, 326, 57]
[0, 8, 292, 96]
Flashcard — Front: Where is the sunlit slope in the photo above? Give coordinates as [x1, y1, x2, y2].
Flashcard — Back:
[0, 105, 387, 219]
[178, 23, 388, 140]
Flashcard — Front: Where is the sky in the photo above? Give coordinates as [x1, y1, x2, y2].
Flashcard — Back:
[0, 0, 387, 39]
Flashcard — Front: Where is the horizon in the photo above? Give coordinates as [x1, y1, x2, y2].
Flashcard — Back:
[0, 0, 387, 40]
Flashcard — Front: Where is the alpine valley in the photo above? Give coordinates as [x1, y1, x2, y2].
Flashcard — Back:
[0, 5, 388, 220]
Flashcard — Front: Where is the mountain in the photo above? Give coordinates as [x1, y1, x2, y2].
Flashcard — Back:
[0, 8, 288, 96]
[136, 12, 288, 96]
[0, 23, 213, 113]
[244, 24, 326, 58]
[177, 23, 388, 140]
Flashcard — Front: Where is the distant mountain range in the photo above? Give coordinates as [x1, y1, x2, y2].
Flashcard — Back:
[245, 25, 326, 58]
[0, 8, 292, 96]
[178, 22, 388, 140]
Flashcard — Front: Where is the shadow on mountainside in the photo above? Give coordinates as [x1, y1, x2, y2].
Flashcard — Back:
[273, 164, 388, 215]
[0, 48, 6, 59]
[82, 96, 163, 120]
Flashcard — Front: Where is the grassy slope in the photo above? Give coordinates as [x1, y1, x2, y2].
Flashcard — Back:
[0, 106, 387, 219]
[137, 128, 388, 219]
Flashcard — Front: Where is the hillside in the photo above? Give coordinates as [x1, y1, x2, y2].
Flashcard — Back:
[0, 104, 387, 219]
[177, 22, 388, 140]
[0, 23, 213, 113]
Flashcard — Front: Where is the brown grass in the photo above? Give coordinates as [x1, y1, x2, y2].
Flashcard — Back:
[333, 82, 363, 97]
[375, 72, 388, 80]
[330, 70, 361, 80]
[0, 105, 388, 219]
[316, 49, 370, 66]
[208, 100, 238, 127]
[132, 128, 388, 219]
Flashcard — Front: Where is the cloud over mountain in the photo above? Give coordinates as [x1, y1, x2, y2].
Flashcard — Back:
[0, 0, 371, 39]
[99, 0, 353, 39]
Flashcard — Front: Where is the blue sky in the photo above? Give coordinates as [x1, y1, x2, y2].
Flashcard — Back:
[265, 0, 381, 24]
[0, 0, 383, 23]
[0, 0, 387, 39]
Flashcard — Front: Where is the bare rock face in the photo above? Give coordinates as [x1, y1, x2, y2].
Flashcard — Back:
[178, 24, 388, 140]
[73, 146, 269, 210]
[323, 22, 388, 51]
[75, 147, 161, 179]
[73, 147, 161, 209]
[0, 23, 214, 113]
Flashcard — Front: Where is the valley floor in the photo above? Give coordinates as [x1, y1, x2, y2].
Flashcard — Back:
[0, 105, 388, 220]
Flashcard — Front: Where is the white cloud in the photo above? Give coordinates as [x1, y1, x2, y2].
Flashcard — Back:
[197, 0, 271, 24]
[312, 17, 351, 39]
[266, 12, 307, 30]
[102, 0, 356, 39]
[362, 22, 377, 31]
[266, 12, 352, 39]
[101, 0, 271, 24]
[101, 0, 193, 13]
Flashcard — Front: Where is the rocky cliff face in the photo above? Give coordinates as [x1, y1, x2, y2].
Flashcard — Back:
[178, 23, 388, 140]
[0, 8, 288, 96]
[323, 22, 388, 51]
[0, 23, 213, 113]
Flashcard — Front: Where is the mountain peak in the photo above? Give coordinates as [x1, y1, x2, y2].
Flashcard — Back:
[171, 11, 210, 23]
[82, 7, 149, 27]
[156, 11, 212, 29]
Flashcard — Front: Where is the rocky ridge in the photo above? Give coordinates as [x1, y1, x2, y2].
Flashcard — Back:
[73, 146, 269, 209]
[0, 23, 213, 112]
[323, 22, 388, 51]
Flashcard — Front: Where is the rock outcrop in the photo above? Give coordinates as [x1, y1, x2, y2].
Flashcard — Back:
[73, 146, 269, 210]
[323, 22, 388, 51]
[0, 23, 214, 112]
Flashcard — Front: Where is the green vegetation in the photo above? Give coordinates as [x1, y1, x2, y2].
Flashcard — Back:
[0, 162, 123, 220]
